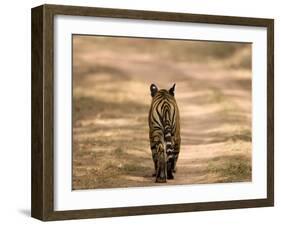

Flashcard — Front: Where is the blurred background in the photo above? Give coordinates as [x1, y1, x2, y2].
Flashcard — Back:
[72, 35, 252, 190]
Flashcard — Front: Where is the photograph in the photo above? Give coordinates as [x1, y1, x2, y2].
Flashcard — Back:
[72, 35, 252, 190]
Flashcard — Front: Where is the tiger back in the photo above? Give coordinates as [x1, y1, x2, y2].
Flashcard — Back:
[148, 84, 181, 183]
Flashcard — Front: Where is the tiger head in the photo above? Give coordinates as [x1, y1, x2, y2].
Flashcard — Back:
[150, 83, 176, 98]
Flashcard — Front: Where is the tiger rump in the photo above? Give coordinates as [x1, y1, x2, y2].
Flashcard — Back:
[148, 84, 181, 183]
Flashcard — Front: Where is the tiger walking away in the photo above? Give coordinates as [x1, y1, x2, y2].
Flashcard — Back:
[148, 84, 181, 183]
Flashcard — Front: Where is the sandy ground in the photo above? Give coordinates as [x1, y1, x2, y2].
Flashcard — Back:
[72, 36, 252, 190]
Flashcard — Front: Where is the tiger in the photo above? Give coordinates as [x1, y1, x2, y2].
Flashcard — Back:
[148, 83, 181, 183]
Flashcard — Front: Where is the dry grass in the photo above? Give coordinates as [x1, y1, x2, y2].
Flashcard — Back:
[208, 154, 252, 182]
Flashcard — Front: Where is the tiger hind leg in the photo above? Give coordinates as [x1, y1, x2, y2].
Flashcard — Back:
[172, 140, 180, 173]
[151, 148, 158, 177]
[155, 144, 167, 183]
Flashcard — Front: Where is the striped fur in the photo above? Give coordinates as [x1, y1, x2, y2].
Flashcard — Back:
[148, 84, 181, 183]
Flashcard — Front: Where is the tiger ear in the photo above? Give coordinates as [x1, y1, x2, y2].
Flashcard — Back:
[169, 83, 176, 96]
[150, 84, 158, 97]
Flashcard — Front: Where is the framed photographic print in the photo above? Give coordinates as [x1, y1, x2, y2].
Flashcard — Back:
[31, 4, 274, 221]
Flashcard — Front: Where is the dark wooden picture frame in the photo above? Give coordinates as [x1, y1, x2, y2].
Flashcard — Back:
[31, 4, 274, 221]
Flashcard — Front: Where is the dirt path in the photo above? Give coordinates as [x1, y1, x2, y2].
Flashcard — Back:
[72, 36, 252, 189]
